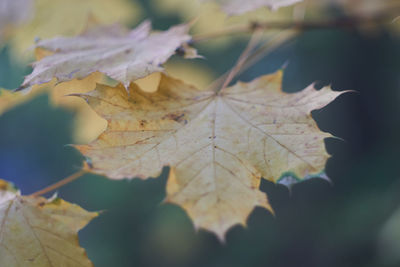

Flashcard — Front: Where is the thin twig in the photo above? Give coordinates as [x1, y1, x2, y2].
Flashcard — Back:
[218, 29, 264, 93]
[192, 24, 249, 43]
[237, 30, 298, 76]
[208, 29, 297, 92]
[30, 169, 87, 197]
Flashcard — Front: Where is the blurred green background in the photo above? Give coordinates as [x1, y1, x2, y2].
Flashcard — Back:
[1, 1, 400, 267]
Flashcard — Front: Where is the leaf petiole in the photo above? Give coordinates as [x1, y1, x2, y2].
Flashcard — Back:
[29, 169, 87, 197]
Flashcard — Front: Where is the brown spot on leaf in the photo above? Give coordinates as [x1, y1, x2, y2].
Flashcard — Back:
[162, 112, 186, 124]
[139, 120, 147, 127]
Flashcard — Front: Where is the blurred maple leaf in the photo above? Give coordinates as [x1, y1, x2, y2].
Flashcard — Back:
[5, 0, 143, 61]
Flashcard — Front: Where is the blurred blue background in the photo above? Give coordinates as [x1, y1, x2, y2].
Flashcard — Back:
[1, 1, 400, 266]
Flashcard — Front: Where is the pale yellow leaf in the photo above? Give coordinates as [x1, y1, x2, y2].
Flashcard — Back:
[134, 62, 215, 93]
[0, 89, 31, 115]
[134, 73, 163, 93]
[75, 71, 346, 239]
[9, 0, 143, 60]
[21, 21, 194, 91]
[0, 0, 33, 44]
[164, 61, 216, 90]
[0, 179, 97, 266]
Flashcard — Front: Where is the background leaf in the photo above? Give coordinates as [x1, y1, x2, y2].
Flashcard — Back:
[0, 179, 98, 266]
[7, 0, 143, 61]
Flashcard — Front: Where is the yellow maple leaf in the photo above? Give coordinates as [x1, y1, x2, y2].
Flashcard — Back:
[0, 179, 98, 266]
[74, 71, 346, 239]
[8, 0, 143, 61]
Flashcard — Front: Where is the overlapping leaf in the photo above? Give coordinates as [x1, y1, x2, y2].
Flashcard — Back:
[75, 71, 345, 239]
[0, 179, 97, 266]
[208, 0, 303, 15]
[21, 21, 194, 91]
[1, 58, 211, 144]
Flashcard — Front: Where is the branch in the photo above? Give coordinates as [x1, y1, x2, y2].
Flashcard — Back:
[192, 12, 396, 43]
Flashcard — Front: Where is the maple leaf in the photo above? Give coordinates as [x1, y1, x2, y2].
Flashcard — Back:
[74, 70, 346, 239]
[207, 0, 303, 15]
[0, 179, 97, 266]
[20, 21, 195, 91]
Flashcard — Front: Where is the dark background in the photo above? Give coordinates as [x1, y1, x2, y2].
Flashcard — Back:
[1, 1, 400, 267]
